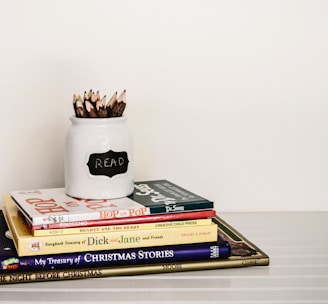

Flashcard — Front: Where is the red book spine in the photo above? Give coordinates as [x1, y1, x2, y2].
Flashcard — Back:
[31, 210, 216, 230]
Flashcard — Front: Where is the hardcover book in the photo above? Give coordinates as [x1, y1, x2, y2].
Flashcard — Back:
[8, 180, 213, 226]
[30, 209, 217, 231]
[32, 218, 213, 237]
[0, 210, 269, 284]
[3, 199, 218, 256]
[0, 210, 230, 272]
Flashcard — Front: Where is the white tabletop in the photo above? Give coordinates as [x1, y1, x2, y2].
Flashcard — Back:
[1, 211, 327, 303]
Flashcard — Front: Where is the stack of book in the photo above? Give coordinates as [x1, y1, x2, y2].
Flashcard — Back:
[0, 180, 269, 284]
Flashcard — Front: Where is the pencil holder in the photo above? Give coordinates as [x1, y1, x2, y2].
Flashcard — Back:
[64, 115, 134, 199]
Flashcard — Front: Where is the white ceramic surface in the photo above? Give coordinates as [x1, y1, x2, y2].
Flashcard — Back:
[64, 116, 134, 199]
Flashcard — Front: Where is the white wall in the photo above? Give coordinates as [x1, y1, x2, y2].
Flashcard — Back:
[1, 0, 327, 211]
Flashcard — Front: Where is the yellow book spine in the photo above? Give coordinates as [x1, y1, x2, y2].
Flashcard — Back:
[17, 225, 218, 256]
[32, 218, 213, 236]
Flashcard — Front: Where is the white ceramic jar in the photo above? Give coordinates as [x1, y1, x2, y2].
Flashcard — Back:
[64, 115, 134, 199]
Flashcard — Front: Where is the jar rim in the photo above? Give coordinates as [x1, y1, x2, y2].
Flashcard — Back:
[70, 115, 127, 124]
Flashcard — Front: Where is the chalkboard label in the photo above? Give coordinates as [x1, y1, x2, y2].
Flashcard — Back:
[87, 150, 129, 178]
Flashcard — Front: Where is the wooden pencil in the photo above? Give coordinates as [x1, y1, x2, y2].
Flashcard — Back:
[96, 95, 108, 118]
[85, 100, 98, 118]
[111, 89, 126, 117]
[74, 95, 88, 118]
[106, 91, 117, 117]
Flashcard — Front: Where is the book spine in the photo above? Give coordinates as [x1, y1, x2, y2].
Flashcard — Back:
[16, 225, 218, 256]
[33, 218, 213, 237]
[148, 201, 214, 215]
[0, 257, 270, 285]
[28, 206, 152, 226]
[31, 210, 217, 230]
[0, 239, 230, 272]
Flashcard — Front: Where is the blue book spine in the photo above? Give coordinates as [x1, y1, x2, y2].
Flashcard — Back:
[1, 239, 230, 272]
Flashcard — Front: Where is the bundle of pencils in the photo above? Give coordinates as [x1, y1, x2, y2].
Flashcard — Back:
[73, 89, 126, 118]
